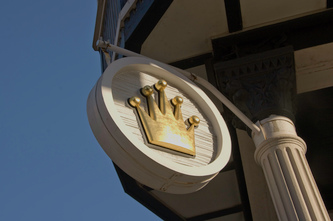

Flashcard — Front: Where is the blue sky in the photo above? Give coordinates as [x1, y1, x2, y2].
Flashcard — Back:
[0, 1, 160, 220]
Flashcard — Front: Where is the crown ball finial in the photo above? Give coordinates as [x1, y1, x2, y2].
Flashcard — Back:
[189, 116, 200, 127]
[155, 80, 167, 91]
[129, 96, 141, 107]
[172, 96, 183, 106]
[141, 85, 154, 97]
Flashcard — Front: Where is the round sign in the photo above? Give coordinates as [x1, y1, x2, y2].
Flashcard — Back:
[87, 57, 231, 194]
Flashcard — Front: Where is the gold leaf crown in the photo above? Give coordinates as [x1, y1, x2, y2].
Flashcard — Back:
[128, 80, 199, 156]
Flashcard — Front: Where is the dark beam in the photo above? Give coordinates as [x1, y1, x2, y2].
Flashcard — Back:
[125, 0, 173, 53]
[187, 205, 243, 221]
[226, 123, 253, 221]
[224, 0, 243, 33]
[328, 0, 333, 8]
[212, 9, 333, 60]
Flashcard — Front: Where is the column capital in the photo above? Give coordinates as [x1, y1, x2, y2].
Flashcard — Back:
[213, 46, 296, 130]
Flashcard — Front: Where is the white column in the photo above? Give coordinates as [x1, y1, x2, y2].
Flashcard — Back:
[252, 115, 330, 221]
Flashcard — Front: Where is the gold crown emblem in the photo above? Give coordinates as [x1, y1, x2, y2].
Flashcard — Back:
[128, 80, 200, 156]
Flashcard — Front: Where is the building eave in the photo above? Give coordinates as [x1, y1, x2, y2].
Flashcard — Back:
[92, 0, 107, 51]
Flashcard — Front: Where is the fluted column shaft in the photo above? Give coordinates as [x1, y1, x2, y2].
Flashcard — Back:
[252, 115, 330, 221]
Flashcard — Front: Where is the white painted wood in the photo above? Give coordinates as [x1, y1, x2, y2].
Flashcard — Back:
[141, 0, 228, 63]
[240, 0, 326, 29]
[295, 43, 333, 93]
[87, 57, 231, 194]
[252, 115, 330, 221]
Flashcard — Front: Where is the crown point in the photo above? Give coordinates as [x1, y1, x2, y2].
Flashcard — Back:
[172, 96, 183, 106]
[141, 85, 154, 97]
[129, 96, 141, 107]
[155, 80, 167, 91]
[189, 116, 200, 126]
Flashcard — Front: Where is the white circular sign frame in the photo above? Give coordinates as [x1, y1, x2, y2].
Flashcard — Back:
[87, 57, 231, 194]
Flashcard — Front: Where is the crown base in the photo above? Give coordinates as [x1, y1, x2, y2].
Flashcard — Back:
[149, 139, 195, 156]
